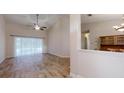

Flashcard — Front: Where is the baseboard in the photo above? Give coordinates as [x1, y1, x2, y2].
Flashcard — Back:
[60, 56, 70, 58]
[47, 53, 70, 58]
[0, 58, 6, 64]
[70, 72, 84, 78]
[6, 57, 15, 60]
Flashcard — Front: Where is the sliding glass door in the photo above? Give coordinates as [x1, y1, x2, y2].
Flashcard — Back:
[15, 37, 43, 56]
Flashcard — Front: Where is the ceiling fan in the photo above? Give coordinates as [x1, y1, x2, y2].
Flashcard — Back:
[33, 14, 47, 31]
[113, 14, 124, 32]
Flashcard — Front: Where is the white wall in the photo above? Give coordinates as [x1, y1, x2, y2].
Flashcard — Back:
[78, 50, 124, 78]
[70, 14, 81, 76]
[0, 15, 6, 63]
[70, 14, 124, 78]
[48, 15, 70, 58]
[6, 23, 48, 58]
[81, 20, 124, 50]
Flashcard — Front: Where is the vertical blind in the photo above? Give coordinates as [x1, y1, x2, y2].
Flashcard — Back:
[15, 37, 43, 56]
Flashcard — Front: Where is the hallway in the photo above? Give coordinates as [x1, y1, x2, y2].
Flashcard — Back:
[0, 54, 70, 78]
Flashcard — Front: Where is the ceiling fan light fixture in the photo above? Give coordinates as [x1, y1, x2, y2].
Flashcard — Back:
[34, 25, 40, 30]
[34, 14, 40, 31]
[113, 25, 124, 32]
[113, 25, 119, 29]
[113, 14, 124, 32]
[32, 14, 48, 31]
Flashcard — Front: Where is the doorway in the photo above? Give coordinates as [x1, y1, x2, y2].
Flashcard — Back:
[81, 31, 90, 49]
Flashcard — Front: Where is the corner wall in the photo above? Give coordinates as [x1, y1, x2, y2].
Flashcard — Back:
[47, 15, 70, 58]
[70, 14, 81, 76]
[0, 15, 6, 63]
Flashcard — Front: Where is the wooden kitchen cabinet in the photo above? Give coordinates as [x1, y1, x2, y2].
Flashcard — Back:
[100, 35, 124, 52]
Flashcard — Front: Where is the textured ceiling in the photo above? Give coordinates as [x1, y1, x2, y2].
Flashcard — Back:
[4, 14, 62, 29]
[81, 14, 123, 23]
[5, 14, 122, 28]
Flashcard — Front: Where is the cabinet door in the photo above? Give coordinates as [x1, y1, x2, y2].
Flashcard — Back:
[106, 36, 114, 45]
[116, 36, 124, 45]
[101, 36, 114, 45]
[101, 37, 106, 45]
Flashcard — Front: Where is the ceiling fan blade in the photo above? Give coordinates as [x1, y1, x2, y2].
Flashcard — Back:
[40, 26, 47, 31]
[42, 26, 47, 28]
[40, 27, 44, 31]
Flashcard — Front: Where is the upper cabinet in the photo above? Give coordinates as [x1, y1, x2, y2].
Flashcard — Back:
[116, 35, 124, 45]
[100, 35, 124, 52]
[100, 35, 124, 45]
[100, 36, 114, 45]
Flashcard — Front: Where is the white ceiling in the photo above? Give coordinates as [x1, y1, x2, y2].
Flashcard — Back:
[4, 14, 62, 29]
[81, 14, 123, 23]
[5, 14, 123, 28]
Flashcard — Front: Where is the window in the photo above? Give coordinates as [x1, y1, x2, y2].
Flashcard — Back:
[15, 37, 43, 56]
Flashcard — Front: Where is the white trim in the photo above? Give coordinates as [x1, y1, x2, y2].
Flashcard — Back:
[70, 72, 84, 78]
[0, 58, 6, 64]
[48, 52, 70, 58]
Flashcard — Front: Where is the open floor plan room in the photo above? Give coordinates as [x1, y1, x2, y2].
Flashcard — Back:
[0, 14, 70, 78]
[0, 14, 124, 78]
